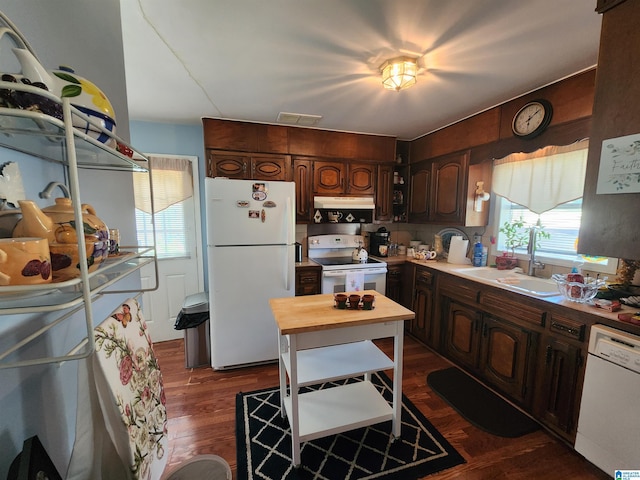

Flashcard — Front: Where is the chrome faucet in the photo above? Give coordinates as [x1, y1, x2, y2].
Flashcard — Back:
[527, 221, 545, 276]
[39, 181, 70, 199]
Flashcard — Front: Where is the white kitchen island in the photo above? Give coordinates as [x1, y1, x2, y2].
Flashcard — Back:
[269, 290, 415, 467]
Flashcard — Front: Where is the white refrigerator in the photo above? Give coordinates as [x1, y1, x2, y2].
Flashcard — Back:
[205, 178, 296, 369]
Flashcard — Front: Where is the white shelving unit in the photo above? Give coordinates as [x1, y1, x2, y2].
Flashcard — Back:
[275, 306, 406, 467]
[0, 81, 158, 369]
[279, 340, 394, 386]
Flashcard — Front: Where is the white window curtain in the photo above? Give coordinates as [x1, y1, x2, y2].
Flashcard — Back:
[133, 156, 194, 214]
[492, 139, 589, 214]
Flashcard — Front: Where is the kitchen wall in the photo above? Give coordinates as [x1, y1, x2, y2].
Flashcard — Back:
[130, 121, 205, 167]
[128, 121, 206, 219]
[0, 2, 133, 478]
[403, 69, 598, 276]
[130, 121, 317, 272]
[0, 0, 130, 142]
[129, 121, 215, 291]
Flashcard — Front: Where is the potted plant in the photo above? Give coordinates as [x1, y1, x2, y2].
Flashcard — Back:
[497, 217, 550, 270]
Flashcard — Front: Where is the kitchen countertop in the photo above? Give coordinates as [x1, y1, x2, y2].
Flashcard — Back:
[371, 254, 640, 336]
[374, 255, 409, 266]
[270, 289, 414, 335]
[295, 258, 321, 268]
[295, 254, 639, 335]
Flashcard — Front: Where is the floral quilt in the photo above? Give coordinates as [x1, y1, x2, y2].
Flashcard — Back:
[94, 298, 168, 480]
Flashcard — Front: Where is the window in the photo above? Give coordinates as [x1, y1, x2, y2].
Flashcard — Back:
[135, 202, 189, 259]
[497, 197, 581, 256]
[133, 155, 194, 260]
[492, 140, 617, 274]
[495, 197, 615, 273]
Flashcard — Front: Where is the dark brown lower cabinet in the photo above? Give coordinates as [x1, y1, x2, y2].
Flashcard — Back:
[442, 299, 482, 369]
[443, 299, 537, 407]
[386, 263, 416, 309]
[385, 265, 403, 304]
[295, 266, 321, 296]
[533, 335, 584, 442]
[408, 266, 443, 349]
[479, 314, 537, 406]
[428, 270, 590, 445]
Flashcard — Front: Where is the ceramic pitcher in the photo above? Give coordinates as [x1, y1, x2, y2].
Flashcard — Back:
[13, 198, 109, 281]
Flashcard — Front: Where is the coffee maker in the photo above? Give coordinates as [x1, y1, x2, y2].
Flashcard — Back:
[369, 227, 390, 257]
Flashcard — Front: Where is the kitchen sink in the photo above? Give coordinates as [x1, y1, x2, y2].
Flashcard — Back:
[452, 267, 560, 297]
[454, 267, 517, 280]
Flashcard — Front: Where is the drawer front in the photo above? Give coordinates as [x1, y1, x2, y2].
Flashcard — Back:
[415, 268, 433, 288]
[298, 272, 319, 284]
[481, 291, 545, 326]
[387, 265, 403, 278]
[548, 314, 586, 342]
[297, 284, 319, 296]
[439, 275, 479, 305]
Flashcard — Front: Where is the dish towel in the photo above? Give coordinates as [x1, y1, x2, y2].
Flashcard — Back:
[67, 298, 168, 480]
[346, 271, 365, 291]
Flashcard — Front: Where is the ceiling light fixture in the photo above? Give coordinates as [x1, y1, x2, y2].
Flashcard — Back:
[379, 56, 418, 92]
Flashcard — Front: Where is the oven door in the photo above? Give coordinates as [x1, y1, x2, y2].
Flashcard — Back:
[321, 267, 387, 294]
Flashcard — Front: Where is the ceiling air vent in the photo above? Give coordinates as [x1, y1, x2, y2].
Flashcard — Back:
[277, 112, 323, 127]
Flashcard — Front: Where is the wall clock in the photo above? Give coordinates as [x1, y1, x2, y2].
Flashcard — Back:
[511, 99, 553, 139]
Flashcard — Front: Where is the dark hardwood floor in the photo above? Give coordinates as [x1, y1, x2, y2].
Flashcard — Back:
[153, 334, 609, 479]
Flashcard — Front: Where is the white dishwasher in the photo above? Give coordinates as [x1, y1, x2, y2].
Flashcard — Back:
[574, 324, 640, 476]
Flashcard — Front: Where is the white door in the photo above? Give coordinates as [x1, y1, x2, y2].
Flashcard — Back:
[136, 155, 204, 342]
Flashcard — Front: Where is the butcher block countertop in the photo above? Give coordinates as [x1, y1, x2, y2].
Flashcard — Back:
[270, 290, 415, 335]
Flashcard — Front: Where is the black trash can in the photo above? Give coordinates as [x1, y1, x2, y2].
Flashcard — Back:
[174, 292, 210, 368]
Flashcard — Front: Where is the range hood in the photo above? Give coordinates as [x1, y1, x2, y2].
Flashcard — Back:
[313, 196, 375, 210]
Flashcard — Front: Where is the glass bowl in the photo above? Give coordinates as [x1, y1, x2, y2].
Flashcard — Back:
[552, 273, 607, 303]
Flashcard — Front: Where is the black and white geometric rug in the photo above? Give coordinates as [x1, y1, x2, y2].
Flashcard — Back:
[236, 372, 465, 480]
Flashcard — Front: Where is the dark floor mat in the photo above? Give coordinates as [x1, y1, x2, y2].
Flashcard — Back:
[427, 367, 539, 438]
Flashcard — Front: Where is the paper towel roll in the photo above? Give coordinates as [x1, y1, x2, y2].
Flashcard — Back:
[448, 236, 470, 264]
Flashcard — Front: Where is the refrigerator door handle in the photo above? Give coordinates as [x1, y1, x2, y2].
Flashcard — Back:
[284, 196, 292, 291]
[285, 196, 294, 245]
[284, 248, 291, 291]
[285, 264, 290, 291]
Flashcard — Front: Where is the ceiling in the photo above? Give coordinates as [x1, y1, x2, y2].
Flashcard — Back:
[119, 0, 602, 141]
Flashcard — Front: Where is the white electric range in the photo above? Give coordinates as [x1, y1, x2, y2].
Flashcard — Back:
[308, 234, 387, 294]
